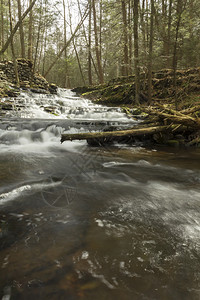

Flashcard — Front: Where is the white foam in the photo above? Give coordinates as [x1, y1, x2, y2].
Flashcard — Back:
[0, 181, 61, 204]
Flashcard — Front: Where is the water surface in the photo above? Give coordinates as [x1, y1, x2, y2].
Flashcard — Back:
[0, 89, 199, 299]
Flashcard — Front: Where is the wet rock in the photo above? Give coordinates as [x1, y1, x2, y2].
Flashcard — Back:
[49, 83, 58, 94]
[0, 101, 13, 110]
[20, 81, 30, 88]
[30, 88, 49, 94]
[43, 106, 57, 114]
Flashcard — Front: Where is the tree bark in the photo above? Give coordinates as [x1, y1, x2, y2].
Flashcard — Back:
[92, 0, 104, 84]
[17, 0, 26, 58]
[67, 0, 86, 85]
[172, 0, 187, 110]
[121, 0, 129, 76]
[63, 0, 71, 88]
[8, 0, 19, 85]
[133, 0, 140, 105]
[0, 0, 4, 50]
[61, 124, 187, 143]
[167, 0, 172, 68]
[28, 0, 33, 60]
[77, 0, 99, 83]
[147, 0, 154, 105]
[88, 0, 93, 85]
[33, 1, 43, 73]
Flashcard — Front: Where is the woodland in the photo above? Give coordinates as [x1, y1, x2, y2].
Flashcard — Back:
[0, 0, 199, 89]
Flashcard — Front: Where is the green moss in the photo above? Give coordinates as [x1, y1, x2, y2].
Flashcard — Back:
[167, 140, 180, 147]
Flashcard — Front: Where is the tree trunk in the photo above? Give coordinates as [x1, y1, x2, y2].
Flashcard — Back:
[133, 0, 140, 105]
[88, 0, 93, 85]
[28, 0, 33, 60]
[67, 0, 85, 85]
[121, 0, 129, 76]
[166, 0, 172, 68]
[128, 0, 132, 74]
[92, 0, 104, 84]
[61, 125, 185, 143]
[17, 0, 25, 58]
[77, 0, 99, 84]
[147, 0, 154, 105]
[0, 0, 4, 50]
[33, 2, 43, 73]
[172, 0, 187, 110]
[8, 0, 19, 85]
[63, 0, 71, 88]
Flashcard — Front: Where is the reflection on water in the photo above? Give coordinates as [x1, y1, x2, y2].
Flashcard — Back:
[0, 89, 200, 299]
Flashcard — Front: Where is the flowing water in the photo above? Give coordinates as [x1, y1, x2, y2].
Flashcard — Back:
[0, 89, 200, 300]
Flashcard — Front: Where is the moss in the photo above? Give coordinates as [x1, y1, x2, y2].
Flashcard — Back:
[167, 140, 180, 147]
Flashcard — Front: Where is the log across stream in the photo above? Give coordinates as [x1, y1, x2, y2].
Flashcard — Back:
[61, 105, 200, 146]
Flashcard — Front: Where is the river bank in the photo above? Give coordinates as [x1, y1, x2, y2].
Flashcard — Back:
[71, 68, 200, 148]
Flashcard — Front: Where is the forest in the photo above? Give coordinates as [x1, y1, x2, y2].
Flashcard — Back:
[0, 0, 199, 89]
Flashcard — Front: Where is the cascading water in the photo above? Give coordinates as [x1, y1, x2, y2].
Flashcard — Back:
[0, 88, 199, 300]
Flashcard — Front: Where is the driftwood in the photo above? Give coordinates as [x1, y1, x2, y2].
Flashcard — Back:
[61, 124, 186, 143]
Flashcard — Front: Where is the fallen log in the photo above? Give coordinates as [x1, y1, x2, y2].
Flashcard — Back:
[61, 124, 186, 143]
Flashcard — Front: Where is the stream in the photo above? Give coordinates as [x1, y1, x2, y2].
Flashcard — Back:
[0, 89, 200, 300]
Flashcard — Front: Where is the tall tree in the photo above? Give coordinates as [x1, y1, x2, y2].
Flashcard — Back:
[28, 0, 33, 60]
[121, 0, 129, 76]
[133, 0, 140, 104]
[0, 0, 4, 50]
[8, 0, 19, 85]
[67, 0, 85, 85]
[62, 0, 71, 88]
[88, 0, 93, 85]
[147, 0, 154, 104]
[17, 0, 25, 58]
[92, 0, 104, 84]
[172, 0, 187, 109]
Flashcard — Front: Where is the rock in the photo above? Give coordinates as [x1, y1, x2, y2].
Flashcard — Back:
[49, 83, 57, 94]
[30, 88, 49, 94]
[0, 59, 56, 99]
